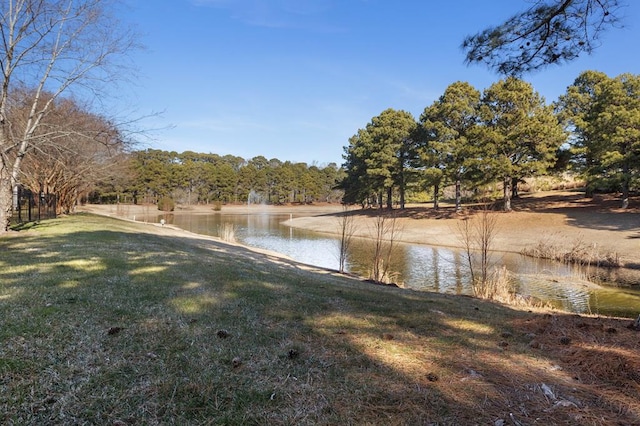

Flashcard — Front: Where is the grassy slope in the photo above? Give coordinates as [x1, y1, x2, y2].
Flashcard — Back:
[0, 214, 638, 425]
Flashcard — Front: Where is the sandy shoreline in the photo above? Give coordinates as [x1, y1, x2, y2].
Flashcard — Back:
[78, 192, 640, 269]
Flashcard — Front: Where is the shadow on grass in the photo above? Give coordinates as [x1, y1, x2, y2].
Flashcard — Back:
[0, 213, 639, 424]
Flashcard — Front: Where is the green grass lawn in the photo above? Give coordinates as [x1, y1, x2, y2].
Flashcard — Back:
[1, 213, 638, 425]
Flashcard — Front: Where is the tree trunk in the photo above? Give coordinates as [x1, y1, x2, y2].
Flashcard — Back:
[629, 314, 640, 331]
[503, 176, 512, 212]
[433, 182, 440, 210]
[399, 165, 406, 210]
[621, 165, 630, 209]
[511, 177, 519, 199]
[622, 188, 629, 209]
[386, 187, 393, 209]
[455, 178, 462, 212]
[0, 167, 13, 232]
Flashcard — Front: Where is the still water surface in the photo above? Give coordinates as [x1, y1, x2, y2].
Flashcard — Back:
[149, 212, 640, 318]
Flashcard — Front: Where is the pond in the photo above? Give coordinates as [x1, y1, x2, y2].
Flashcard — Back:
[146, 211, 640, 318]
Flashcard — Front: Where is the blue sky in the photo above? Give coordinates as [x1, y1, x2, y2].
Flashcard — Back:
[123, 0, 640, 165]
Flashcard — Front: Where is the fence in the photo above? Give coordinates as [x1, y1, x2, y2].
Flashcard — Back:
[12, 186, 57, 224]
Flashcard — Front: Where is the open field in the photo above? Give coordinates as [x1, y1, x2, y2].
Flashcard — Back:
[1, 212, 639, 424]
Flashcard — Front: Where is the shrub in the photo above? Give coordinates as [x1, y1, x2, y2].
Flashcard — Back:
[158, 197, 175, 212]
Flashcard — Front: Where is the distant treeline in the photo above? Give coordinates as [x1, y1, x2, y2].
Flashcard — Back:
[89, 149, 345, 206]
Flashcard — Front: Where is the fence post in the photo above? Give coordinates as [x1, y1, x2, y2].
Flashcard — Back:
[27, 189, 33, 222]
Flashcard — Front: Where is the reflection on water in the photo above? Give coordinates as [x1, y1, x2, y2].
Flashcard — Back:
[402, 246, 468, 293]
[147, 212, 640, 318]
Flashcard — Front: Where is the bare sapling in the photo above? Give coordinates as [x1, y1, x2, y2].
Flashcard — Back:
[457, 202, 507, 299]
[458, 214, 477, 284]
[337, 204, 358, 273]
[368, 210, 403, 284]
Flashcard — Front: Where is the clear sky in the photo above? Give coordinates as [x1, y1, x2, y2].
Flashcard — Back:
[123, 0, 640, 165]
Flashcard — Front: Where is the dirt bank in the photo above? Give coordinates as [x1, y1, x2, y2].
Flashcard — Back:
[285, 192, 640, 269]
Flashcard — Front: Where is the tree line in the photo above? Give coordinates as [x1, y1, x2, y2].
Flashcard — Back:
[342, 71, 640, 211]
[13, 93, 127, 215]
[90, 150, 345, 207]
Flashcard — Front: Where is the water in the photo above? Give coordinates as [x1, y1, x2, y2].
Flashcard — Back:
[147, 211, 640, 318]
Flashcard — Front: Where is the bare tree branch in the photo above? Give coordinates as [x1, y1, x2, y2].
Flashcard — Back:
[462, 0, 625, 75]
[0, 0, 139, 231]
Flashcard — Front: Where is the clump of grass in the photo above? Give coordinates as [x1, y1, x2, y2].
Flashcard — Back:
[472, 266, 513, 300]
[468, 266, 548, 310]
[218, 222, 236, 242]
[522, 235, 620, 268]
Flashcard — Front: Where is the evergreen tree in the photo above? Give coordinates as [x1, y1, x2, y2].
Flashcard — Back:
[342, 109, 417, 209]
[477, 77, 567, 211]
[463, 0, 623, 75]
[420, 81, 481, 211]
[558, 71, 640, 207]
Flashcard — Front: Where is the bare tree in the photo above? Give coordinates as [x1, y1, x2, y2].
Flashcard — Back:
[336, 204, 358, 273]
[16, 93, 126, 213]
[368, 210, 402, 284]
[0, 0, 137, 232]
[462, 0, 624, 75]
[457, 202, 501, 298]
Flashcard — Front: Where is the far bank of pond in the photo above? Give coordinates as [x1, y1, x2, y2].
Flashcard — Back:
[139, 209, 640, 318]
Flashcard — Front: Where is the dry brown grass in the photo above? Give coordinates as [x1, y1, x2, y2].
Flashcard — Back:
[217, 222, 237, 242]
[514, 313, 640, 423]
[2, 213, 639, 425]
[522, 233, 622, 268]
